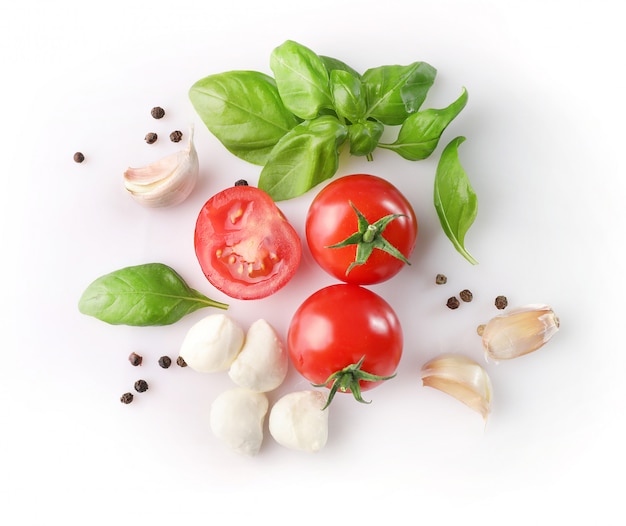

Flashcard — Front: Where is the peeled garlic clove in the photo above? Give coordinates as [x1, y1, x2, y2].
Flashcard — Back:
[123, 127, 198, 207]
[481, 304, 560, 361]
[421, 353, 492, 420]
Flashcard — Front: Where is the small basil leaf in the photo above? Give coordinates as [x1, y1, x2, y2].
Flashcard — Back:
[258, 116, 348, 201]
[270, 40, 334, 120]
[379, 87, 468, 160]
[363, 62, 437, 125]
[78, 263, 228, 326]
[348, 120, 384, 157]
[189, 71, 299, 165]
[434, 137, 478, 265]
[320, 55, 361, 78]
[330, 70, 366, 122]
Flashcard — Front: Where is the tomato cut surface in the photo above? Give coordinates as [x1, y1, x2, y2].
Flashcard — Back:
[306, 174, 418, 285]
[194, 185, 301, 300]
[287, 284, 403, 405]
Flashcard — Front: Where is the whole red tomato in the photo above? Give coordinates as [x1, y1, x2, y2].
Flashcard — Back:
[305, 174, 418, 285]
[194, 184, 301, 300]
[287, 283, 403, 407]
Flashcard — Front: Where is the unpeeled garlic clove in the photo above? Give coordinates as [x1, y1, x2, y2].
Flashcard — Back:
[123, 127, 198, 207]
[481, 304, 560, 361]
[421, 353, 492, 420]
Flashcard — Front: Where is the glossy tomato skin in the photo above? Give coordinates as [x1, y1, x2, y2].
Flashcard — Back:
[195, 185, 301, 300]
[306, 174, 418, 285]
[287, 284, 403, 392]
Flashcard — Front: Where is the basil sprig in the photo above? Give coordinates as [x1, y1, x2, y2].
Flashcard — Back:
[189, 40, 463, 200]
[434, 137, 478, 265]
[78, 263, 228, 326]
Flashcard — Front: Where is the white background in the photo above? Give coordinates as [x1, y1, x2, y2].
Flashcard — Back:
[3, 0, 625, 523]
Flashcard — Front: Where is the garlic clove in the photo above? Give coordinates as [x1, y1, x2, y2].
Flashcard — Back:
[421, 353, 492, 420]
[481, 304, 560, 361]
[123, 126, 198, 207]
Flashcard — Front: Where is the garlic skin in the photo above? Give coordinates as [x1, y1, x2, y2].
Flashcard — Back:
[269, 390, 329, 453]
[228, 319, 288, 393]
[179, 314, 244, 373]
[123, 127, 198, 207]
[421, 354, 492, 420]
[481, 304, 560, 361]
[210, 388, 269, 456]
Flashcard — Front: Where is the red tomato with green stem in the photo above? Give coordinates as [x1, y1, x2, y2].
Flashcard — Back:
[194, 183, 302, 300]
[306, 174, 418, 285]
[288, 283, 403, 408]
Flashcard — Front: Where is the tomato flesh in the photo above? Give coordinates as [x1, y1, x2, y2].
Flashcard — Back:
[195, 185, 301, 300]
[306, 174, 418, 285]
[287, 284, 403, 395]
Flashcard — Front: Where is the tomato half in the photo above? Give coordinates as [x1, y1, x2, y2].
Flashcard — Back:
[305, 174, 418, 285]
[194, 184, 302, 300]
[287, 284, 403, 407]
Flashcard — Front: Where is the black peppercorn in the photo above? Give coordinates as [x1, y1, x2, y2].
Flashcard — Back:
[120, 392, 134, 404]
[128, 352, 143, 366]
[145, 132, 158, 144]
[176, 356, 187, 367]
[234, 179, 249, 186]
[73, 152, 85, 163]
[459, 289, 473, 302]
[169, 130, 183, 143]
[134, 379, 149, 393]
[435, 274, 447, 285]
[151, 106, 165, 119]
[158, 355, 172, 369]
[446, 296, 460, 310]
[495, 295, 508, 310]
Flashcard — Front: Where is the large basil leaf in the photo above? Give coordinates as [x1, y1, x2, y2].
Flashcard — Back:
[270, 40, 334, 120]
[258, 116, 348, 201]
[434, 137, 478, 264]
[379, 87, 468, 160]
[189, 71, 299, 165]
[363, 62, 437, 125]
[330, 69, 366, 122]
[78, 263, 228, 326]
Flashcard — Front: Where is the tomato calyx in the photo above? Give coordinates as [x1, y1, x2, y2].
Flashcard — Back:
[312, 355, 397, 409]
[325, 201, 411, 276]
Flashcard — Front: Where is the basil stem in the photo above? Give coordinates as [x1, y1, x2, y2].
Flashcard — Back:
[258, 116, 348, 201]
[379, 87, 468, 160]
[189, 71, 299, 165]
[434, 137, 478, 264]
[78, 263, 228, 326]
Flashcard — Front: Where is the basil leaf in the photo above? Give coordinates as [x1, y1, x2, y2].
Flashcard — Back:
[379, 87, 468, 160]
[189, 71, 299, 165]
[434, 137, 478, 265]
[78, 263, 228, 326]
[270, 40, 333, 120]
[330, 69, 366, 122]
[348, 120, 384, 158]
[258, 115, 348, 201]
[363, 62, 437, 125]
[320, 55, 361, 78]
